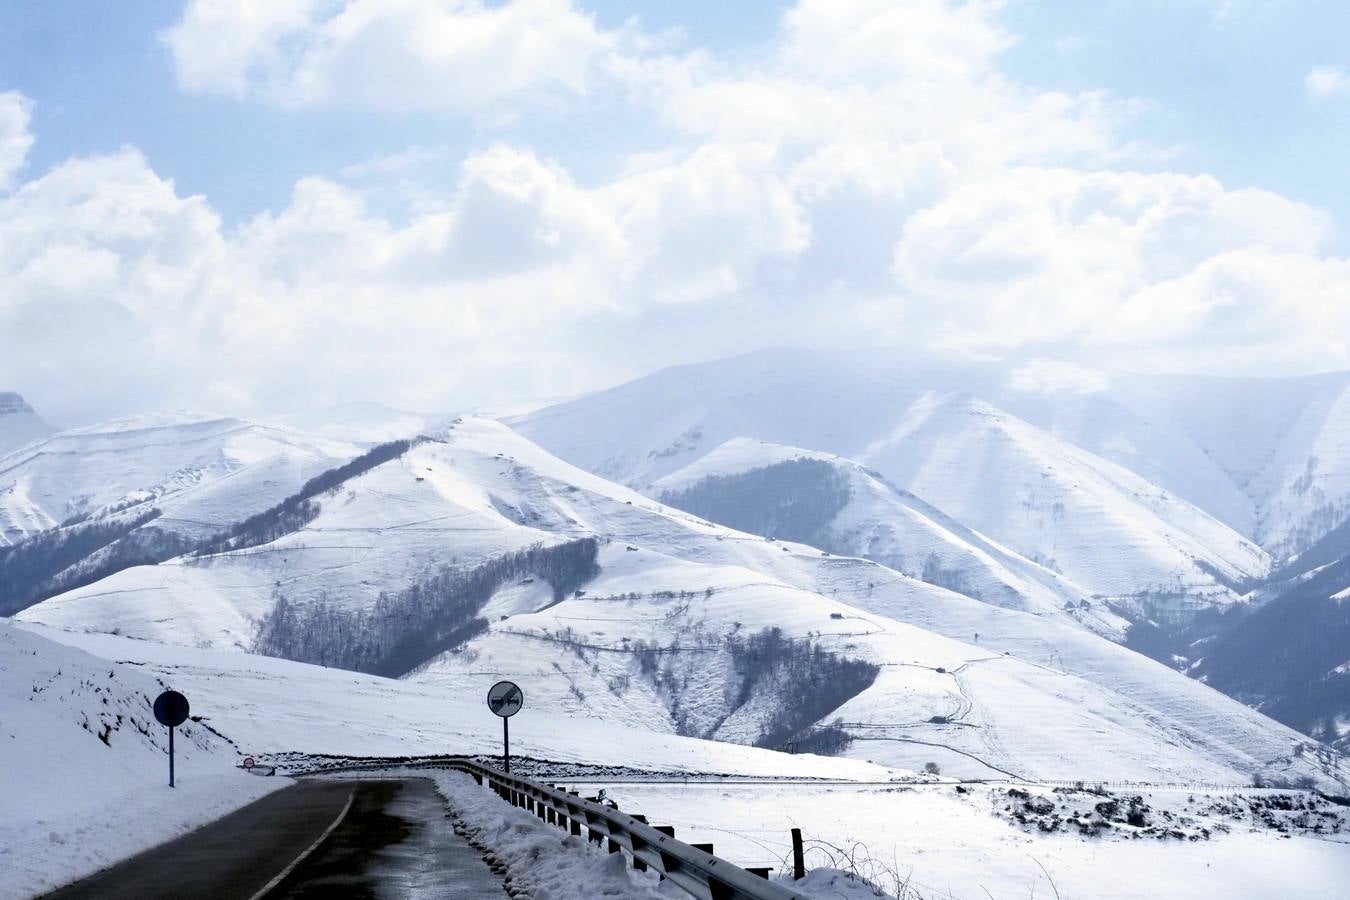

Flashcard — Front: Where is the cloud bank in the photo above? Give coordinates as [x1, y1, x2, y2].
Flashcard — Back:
[2, 0, 1348, 424]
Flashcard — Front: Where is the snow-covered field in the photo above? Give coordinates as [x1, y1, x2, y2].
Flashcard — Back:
[561, 781, 1350, 900]
[8, 607, 1350, 899]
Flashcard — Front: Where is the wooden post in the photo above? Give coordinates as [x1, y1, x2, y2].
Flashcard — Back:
[791, 827, 805, 880]
[693, 842, 714, 855]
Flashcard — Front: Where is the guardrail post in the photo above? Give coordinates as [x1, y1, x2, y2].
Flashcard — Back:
[791, 828, 805, 880]
[570, 816, 582, 837]
[653, 826, 676, 882]
[693, 843, 714, 855]
[631, 816, 649, 871]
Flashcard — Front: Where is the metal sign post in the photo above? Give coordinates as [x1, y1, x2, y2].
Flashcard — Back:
[153, 690, 191, 788]
[486, 680, 523, 773]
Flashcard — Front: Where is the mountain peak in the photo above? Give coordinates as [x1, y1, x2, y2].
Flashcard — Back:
[0, 392, 36, 416]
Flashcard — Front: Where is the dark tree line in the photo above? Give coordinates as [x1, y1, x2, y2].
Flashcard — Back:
[631, 625, 878, 753]
[725, 627, 879, 750]
[40, 526, 197, 604]
[659, 458, 852, 546]
[253, 537, 600, 677]
[193, 439, 413, 557]
[0, 510, 161, 615]
[1193, 551, 1350, 745]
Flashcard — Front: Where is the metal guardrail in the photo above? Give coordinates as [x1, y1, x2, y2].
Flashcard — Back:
[294, 756, 805, 900]
[449, 758, 805, 900]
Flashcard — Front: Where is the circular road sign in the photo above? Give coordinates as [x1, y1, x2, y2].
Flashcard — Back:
[487, 681, 523, 718]
[242, 757, 256, 770]
[153, 690, 190, 728]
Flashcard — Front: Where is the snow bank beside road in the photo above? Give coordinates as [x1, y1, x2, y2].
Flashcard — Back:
[0, 623, 285, 898]
[406, 769, 882, 900]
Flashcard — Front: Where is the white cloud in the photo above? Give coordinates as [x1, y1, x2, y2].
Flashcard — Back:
[7, 0, 1350, 422]
[888, 166, 1344, 369]
[0, 91, 34, 191]
[1305, 66, 1350, 98]
[161, 0, 633, 114]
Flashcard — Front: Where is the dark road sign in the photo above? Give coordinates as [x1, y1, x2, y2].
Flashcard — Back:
[486, 681, 523, 718]
[153, 690, 190, 787]
[487, 681, 523, 773]
[153, 690, 190, 728]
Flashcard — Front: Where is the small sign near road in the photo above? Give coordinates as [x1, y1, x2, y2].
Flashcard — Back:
[487, 681, 523, 718]
[487, 680, 523, 773]
[242, 757, 255, 770]
[152, 689, 190, 788]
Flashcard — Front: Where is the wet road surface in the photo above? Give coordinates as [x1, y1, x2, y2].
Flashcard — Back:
[43, 778, 506, 900]
[271, 779, 508, 899]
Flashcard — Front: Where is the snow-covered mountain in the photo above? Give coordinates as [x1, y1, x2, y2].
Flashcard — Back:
[16, 417, 1340, 788]
[1185, 516, 1350, 752]
[653, 438, 1125, 636]
[0, 392, 51, 458]
[512, 349, 1350, 564]
[515, 353, 1272, 612]
[1117, 371, 1350, 557]
[0, 413, 359, 546]
[857, 391, 1269, 610]
[270, 401, 450, 444]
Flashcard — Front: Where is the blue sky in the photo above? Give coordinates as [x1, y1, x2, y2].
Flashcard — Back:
[0, 1, 1348, 423]
[3, 1, 1344, 227]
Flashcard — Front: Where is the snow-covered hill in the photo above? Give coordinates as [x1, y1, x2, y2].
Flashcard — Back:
[653, 438, 1124, 636]
[19, 418, 1339, 789]
[0, 622, 282, 898]
[858, 392, 1270, 609]
[270, 401, 450, 444]
[0, 413, 359, 546]
[0, 392, 51, 458]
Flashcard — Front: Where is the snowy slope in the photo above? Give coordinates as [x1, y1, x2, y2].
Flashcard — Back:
[14, 621, 1349, 900]
[512, 350, 1350, 562]
[1115, 371, 1350, 557]
[858, 392, 1270, 607]
[0, 413, 359, 546]
[271, 401, 450, 444]
[653, 438, 1125, 636]
[414, 541, 1338, 787]
[0, 392, 51, 458]
[0, 622, 283, 898]
[20, 418, 1338, 788]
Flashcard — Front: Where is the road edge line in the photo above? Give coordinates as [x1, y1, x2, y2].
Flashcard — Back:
[247, 786, 355, 900]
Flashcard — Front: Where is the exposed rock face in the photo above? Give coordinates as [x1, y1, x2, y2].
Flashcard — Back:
[0, 392, 36, 416]
[0, 392, 53, 458]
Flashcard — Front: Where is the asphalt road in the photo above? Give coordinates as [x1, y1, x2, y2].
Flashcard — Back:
[270, 779, 507, 899]
[42, 779, 506, 900]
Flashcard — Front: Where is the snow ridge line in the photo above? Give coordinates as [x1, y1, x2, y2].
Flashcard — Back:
[246, 787, 354, 900]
